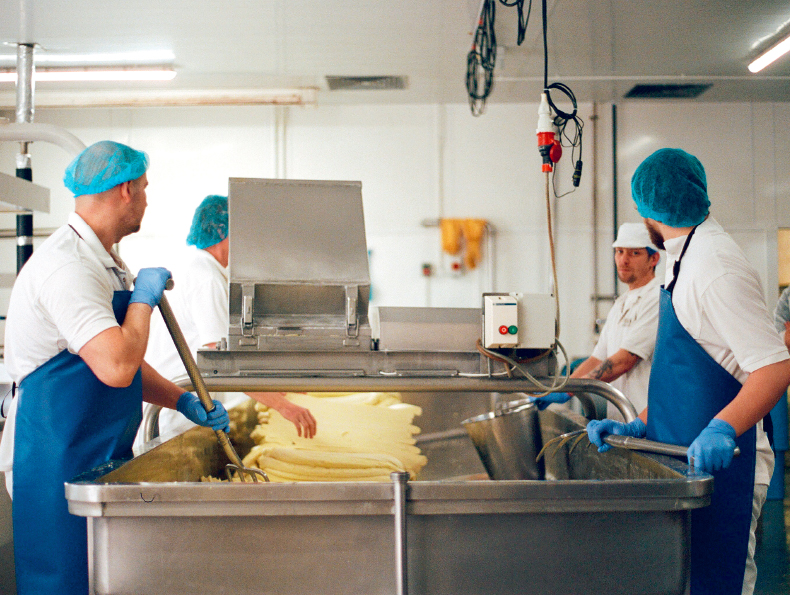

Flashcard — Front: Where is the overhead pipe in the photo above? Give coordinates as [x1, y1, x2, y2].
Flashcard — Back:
[0, 122, 86, 156]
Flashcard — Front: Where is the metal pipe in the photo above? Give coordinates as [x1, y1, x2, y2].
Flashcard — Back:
[15, 43, 34, 126]
[141, 376, 634, 437]
[590, 104, 600, 332]
[15, 212, 32, 273]
[15, 42, 35, 272]
[611, 104, 619, 299]
[391, 471, 409, 595]
[0, 122, 86, 155]
[565, 378, 635, 422]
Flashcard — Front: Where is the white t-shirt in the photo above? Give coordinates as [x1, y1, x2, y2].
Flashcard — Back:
[663, 217, 789, 485]
[592, 277, 660, 421]
[136, 246, 241, 448]
[0, 213, 133, 493]
[144, 246, 228, 381]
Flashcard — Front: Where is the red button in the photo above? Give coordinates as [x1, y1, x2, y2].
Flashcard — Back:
[499, 325, 508, 335]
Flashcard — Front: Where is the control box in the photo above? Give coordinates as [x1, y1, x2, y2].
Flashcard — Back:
[482, 292, 555, 350]
[483, 294, 520, 348]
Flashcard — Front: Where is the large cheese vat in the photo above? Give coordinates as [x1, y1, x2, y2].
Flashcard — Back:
[66, 396, 711, 595]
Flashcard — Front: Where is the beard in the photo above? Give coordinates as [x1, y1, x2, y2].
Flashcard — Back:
[644, 220, 665, 250]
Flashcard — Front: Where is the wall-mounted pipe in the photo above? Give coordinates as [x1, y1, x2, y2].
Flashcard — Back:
[0, 122, 86, 156]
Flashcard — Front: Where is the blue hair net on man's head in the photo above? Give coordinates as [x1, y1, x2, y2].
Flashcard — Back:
[186, 195, 228, 249]
[631, 148, 710, 228]
[63, 140, 149, 197]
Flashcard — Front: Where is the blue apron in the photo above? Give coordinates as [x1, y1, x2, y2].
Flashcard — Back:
[647, 227, 757, 595]
[12, 291, 143, 595]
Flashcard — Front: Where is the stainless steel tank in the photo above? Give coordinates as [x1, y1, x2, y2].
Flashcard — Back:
[67, 399, 711, 595]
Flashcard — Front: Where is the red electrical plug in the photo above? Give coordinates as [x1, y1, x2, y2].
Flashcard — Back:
[536, 93, 561, 172]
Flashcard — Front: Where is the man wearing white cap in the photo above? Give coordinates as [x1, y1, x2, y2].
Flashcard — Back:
[532, 222, 661, 420]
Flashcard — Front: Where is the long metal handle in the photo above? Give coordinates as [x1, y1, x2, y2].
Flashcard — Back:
[157, 285, 247, 473]
[604, 435, 741, 458]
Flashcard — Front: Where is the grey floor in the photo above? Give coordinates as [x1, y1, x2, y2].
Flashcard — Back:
[754, 455, 790, 595]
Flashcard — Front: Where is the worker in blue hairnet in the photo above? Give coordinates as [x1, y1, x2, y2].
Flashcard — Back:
[586, 148, 790, 595]
[0, 141, 230, 595]
[140, 194, 317, 446]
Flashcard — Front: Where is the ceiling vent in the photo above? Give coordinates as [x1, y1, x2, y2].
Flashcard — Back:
[326, 76, 408, 91]
[625, 84, 712, 99]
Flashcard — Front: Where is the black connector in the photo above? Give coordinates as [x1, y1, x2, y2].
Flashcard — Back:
[572, 160, 583, 187]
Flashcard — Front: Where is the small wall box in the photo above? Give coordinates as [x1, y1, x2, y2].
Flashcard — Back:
[483, 293, 555, 350]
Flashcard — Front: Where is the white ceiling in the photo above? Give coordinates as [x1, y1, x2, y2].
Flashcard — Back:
[0, 0, 789, 107]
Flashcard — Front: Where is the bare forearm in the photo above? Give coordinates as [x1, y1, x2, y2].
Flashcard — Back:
[141, 361, 184, 409]
[570, 357, 601, 380]
[716, 359, 790, 436]
[582, 349, 640, 384]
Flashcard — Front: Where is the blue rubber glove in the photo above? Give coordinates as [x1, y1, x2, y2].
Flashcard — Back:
[587, 418, 647, 453]
[176, 392, 230, 433]
[529, 392, 572, 411]
[687, 418, 737, 473]
[130, 267, 172, 309]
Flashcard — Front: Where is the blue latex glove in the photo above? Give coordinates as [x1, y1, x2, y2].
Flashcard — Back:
[176, 392, 230, 433]
[587, 418, 647, 453]
[687, 418, 737, 473]
[130, 267, 172, 309]
[529, 392, 572, 411]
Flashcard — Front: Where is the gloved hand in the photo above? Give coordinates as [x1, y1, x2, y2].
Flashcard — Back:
[176, 392, 230, 433]
[587, 418, 647, 453]
[130, 267, 172, 309]
[528, 392, 572, 410]
[687, 418, 737, 473]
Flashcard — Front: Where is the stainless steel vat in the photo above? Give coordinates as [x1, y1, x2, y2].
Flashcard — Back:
[66, 399, 712, 595]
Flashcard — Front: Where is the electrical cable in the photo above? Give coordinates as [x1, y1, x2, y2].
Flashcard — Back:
[498, 0, 533, 45]
[466, 0, 497, 116]
[540, 0, 584, 192]
[477, 338, 570, 395]
[466, 0, 535, 115]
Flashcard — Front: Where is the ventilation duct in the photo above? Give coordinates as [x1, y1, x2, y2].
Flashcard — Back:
[624, 84, 712, 99]
[326, 76, 408, 91]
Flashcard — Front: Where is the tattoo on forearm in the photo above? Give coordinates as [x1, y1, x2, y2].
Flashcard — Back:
[591, 359, 614, 380]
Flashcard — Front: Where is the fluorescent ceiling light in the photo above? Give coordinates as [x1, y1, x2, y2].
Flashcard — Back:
[0, 68, 177, 82]
[0, 50, 175, 65]
[749, 32, 790, 73]
[0, 87, 318, 108]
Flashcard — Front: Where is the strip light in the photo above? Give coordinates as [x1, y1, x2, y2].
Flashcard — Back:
[0, 68, 177, 82]
[749, 33, 790, 73]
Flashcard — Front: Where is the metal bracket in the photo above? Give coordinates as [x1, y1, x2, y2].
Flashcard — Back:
[241, 284, 255, 337]
[345, 285, 359, 338]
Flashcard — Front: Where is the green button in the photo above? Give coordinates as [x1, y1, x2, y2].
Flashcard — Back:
[508, 325, 518, 335]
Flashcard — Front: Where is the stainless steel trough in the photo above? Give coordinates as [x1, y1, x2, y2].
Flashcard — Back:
[66, 396, 712, 595]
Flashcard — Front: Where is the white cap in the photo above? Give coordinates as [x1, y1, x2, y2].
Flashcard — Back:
[612, 222, 659, 252]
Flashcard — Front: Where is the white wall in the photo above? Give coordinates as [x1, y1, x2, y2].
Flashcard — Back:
[1, 100, 788, 361]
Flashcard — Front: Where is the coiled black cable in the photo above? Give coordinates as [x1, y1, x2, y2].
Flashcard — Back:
[499, 0, 532, 45]
[466, 0, 534, 115]
[541, 0, 584, 191]
[466, 0, 497, 116]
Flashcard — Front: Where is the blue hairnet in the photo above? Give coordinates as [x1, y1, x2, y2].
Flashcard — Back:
[186, 195, 228, 249]
[63, 140, 149, 197]
[631, 148, 710, 228]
